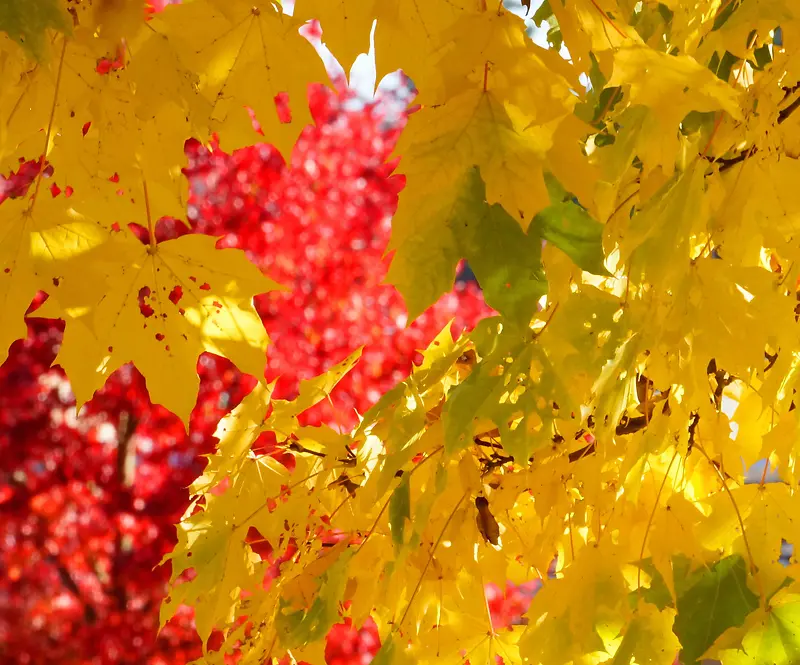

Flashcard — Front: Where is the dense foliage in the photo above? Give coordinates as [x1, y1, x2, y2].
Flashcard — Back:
[6, 0, 800, 665]
[0, 79, 489, 663]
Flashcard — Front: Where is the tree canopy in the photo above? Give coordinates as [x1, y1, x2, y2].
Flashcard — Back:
[4, 0, 800, 664]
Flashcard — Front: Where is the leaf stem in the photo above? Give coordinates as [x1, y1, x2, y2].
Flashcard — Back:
[759, 458, 770, 486]
[354, 446, 444, 555]
[232, 466, 336, 532]
[30, 36, 67, 213]
[588, 0, 627, 38]
[595, 87, 622, 124]
[636, 450, 679, 594]
[608, 188, 639, 223]
[395, 492, 468, 631]
[533, 302, 559, 338]
[143, 175, 156, 251]
[694, 441, 765, 608]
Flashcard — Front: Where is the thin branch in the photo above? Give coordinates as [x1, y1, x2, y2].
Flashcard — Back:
[715, 149, 752, 173]
[111, 412, 138, 611]
[287, 441, 327, 458]
[779, 94, 800, 124]
[687, 411, 701, 455]
[46, 554, 98, 623]
[712, 91, 800, 172]
[609, 188, 639, 223]
[474, 437, 504, 451]
[568, 441, 597, 463]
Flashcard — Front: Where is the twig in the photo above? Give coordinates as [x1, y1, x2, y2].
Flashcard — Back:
[534, 302, 560, 339]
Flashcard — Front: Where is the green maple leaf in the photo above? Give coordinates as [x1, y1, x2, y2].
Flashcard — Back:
[719, 590, 800, 665]
[388, 167, 606, 326]
[0, 0, 71, 60]
[673, 555, 759, 665]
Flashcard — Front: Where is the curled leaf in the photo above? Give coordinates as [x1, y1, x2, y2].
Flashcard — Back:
[475, 495, 500, 546]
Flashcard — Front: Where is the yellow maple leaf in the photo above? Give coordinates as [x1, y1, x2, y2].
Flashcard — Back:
[294, 0, 472, 82]
[0, 192, 111, 364]
[394, 88, 554, 241]
[521, 543, 630, 665]
[31, 296, 114, 409]
[431, 8, 581, 107]
[647, 493, 708, 601]
[198, 348, 362, 488]
[160, 475, 270, 650]
[611, 600, 681, 665]
[50, 37, 198, 221]
[736, 484, 800, 580]
[608, 45, 743, 126]
[1, 24, 199, 221]
[713, 589, 800, 665]
[0, 40, 59, 170]
[60, 230, 283, 424]
[603, 45, 743, 175]
[292, 0, 375, 73]
[150, 0, 326, 157]
[696, 0, 799, 61]
[414, 573, 521, 664]
[91, 0, 147, 45]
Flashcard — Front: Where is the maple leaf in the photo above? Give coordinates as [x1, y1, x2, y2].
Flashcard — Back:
[387, 166, 548, 322]
[390, 163, 609, 328]
[63, 230, 282, 424]
[612, 600, 680, 665]
[431, 8, 583, 110]
[293, 0, 473, 82]
[605, 45, 743, 174]
[199, 348, 362, 487]
[49, 38, 201, 221]
[150, 0, 326, 157]
[521, 544, 629, 665]
[0, 0, 71, 61]
[667, 555, 760, 665]
[715, 589, 800, 665]
[160, 494, 261, 648]
[0, 193, 111, 365]
[276, 547, 354, 649]
[394, 89, 554, 233]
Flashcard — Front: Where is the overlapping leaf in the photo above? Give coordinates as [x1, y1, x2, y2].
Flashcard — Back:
[53, 230, 281, 422]
[151, 0, 325, 156]
[8, 2, 800, 665]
